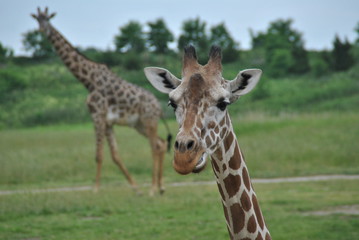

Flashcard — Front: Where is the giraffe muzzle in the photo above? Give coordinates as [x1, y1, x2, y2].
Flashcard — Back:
[173, 133, 207, 174]
[173, 149, 206, 175]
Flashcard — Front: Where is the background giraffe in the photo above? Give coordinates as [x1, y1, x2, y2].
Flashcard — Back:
[32, 7, 171, 195]
[144, 46, 271, 239]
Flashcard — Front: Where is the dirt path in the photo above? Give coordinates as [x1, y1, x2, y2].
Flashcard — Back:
[1, 174, 358, 196]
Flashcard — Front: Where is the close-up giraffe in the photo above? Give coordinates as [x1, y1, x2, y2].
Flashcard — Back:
[31, 7, 171, 195]
[144, 45, 271, 239]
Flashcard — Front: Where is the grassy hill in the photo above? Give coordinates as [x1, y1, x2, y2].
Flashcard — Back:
[0, 56, 358, 128]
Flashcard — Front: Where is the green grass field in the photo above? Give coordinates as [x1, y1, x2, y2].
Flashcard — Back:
[1, 112, 359, 239]
[0, 181, 358, 240]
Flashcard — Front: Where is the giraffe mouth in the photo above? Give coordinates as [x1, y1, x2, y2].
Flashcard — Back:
[193, 153, 207, 173]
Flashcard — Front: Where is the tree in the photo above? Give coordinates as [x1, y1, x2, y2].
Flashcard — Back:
[352, 22, 359, 62]
[22, 30, 54, 58]
[178, 18, 209, 62]
[251, 19, 310, 76]
[266, 48, 293, 77]
[250, 29, 267, 49]
[147, 19, 174, 54]
[0, 42, 13, 63]
[332, 35, 354, 71]
[114, 21, 145, 53]
[310, 50, 331, 77]
[209, 23, 239, 63]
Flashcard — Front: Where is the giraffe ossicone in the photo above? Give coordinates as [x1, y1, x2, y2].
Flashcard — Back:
[144, 45, 271, 239]
[32, 7, 171, 196]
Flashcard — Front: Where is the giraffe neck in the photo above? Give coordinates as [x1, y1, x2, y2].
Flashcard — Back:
[210, 116, 271, 240]
[45, 24, 98, 91]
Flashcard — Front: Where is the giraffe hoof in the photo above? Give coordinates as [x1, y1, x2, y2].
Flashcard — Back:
[160, 188, 165, 195]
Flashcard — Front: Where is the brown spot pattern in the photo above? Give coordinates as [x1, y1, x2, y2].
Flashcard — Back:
[242, 167, 251, 191]
[223, 173, 241, 198]
[213, 147, 223, 161]
[220, 127, 227, 139]
[265, 233, 271, 240]
[205, 135, 212, 147]
[223, 163, 227, 172]
[230, 203, 245, 234]
[240, 190, 252, 211]
[219, 116, 226, 126]
[255, 233, 264, 240]
[252, 194, 265, 230]
[212, 160, 220, 175]
[228, 145, 241, 170]
[214, 126, 219, 134]
[208, 121, 216, 129]
[247, 214, 257, 233]
[210, 131, 215, 140]
[88, 104, 96, 113]
[224, 131, 234, 153]
[225, 114, 230, 126]
[201, 128, 206, 138]
[108, 98, 116, 105]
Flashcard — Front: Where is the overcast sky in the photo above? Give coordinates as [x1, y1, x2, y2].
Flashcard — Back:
[1, 0, 358, 56]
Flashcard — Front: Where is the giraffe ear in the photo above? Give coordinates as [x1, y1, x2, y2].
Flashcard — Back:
[49, 13, 56, 19]
[228, 69, 262, 102]
[144, 67, 181, 94]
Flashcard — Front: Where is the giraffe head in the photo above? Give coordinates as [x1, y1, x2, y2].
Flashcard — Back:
[31, 7, 56, 35]
[145, 46, 262, 175]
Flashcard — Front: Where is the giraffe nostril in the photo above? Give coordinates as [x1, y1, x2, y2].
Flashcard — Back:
[174, 141, 179, 150]
[186, 140, 195, 150]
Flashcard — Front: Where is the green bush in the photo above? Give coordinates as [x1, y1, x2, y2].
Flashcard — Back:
[0, 68, 28, 94]
[122, 52, 144, 70]
[311, 57, 330, 77]
[265, 48, 293, 77]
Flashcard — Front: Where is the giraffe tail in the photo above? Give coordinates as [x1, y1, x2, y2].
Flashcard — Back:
[166, 134, 172, 152]
[161, 116, 172, 152]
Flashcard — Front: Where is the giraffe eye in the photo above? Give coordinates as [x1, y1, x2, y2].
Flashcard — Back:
[168, 99, 178, 111]
[216, 101, 229, 111]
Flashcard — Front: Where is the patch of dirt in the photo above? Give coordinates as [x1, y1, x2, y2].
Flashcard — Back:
[302, 205, 359, 216]
[1, 175, 359, 196]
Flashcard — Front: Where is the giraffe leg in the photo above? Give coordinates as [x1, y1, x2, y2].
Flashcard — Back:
[149, 141, 159, 197]
[135, 120, 167, 196]
[139, 123, 160, 196]
[105, 125, 140, 194]
[147, 131, 166, 196]
[94, 122, 106, 193]
[157, 138, 167, 195]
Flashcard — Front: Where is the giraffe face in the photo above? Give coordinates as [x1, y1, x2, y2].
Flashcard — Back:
[144, 46, 262, 175]
[167, 71, 231, 174]
[31, 7, 56, 34]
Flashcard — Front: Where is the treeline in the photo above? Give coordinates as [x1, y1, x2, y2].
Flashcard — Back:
[1, 18, 358, 78]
